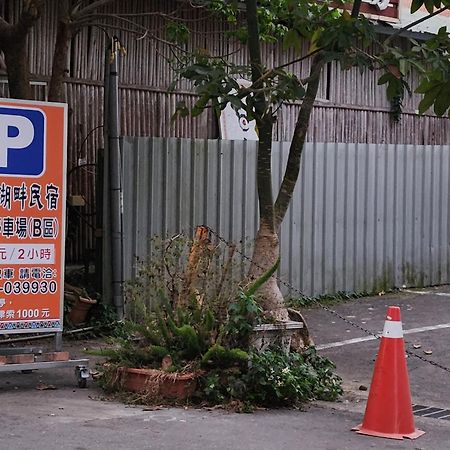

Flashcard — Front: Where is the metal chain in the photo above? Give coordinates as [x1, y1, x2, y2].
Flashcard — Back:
[404, 348, 450, 373]
[206, 226, 450, 374]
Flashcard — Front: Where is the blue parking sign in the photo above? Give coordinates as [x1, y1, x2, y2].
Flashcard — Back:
[0, 106, 46, 177]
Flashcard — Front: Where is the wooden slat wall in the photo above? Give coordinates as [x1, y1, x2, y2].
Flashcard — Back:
[1, 0, 449, 261]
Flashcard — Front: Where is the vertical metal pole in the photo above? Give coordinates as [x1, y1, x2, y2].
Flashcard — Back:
[95, 148, 104, 293]
[108, 37, 124, 319]
[102, 37, 112, 306]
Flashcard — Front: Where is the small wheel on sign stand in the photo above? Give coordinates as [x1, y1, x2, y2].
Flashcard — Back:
[75, 365, 89, 388]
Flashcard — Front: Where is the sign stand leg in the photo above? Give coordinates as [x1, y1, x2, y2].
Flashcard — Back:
[55, 331, 63, 351]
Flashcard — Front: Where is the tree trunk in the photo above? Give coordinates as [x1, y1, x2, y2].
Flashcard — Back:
[48, 20, 72, 102]
[248, 221, 289, 322]
[249, 59, 324, 320]
[243, 0, 324, 349]
[3, 35, 32, 99]
[244, 0, 288, 321]
[48, 0, 72, 102]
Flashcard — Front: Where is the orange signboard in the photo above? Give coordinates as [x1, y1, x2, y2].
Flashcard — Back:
[0, 98, 67, 333]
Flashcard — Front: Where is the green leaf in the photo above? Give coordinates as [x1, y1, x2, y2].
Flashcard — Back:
[433, 85, 450, 116]
[410, 60, 426, 74]
[411, 0, 424, 13]
[415, 81, 430, 95]
[283, 28, 301, 51]
[377, 73, 392, 85]
[341, 9, 352, 21]
[399, 59, 408, 76]
[228, 96, 245, 111]
[386, 78, 402, 100]
[192, 94, 210, 117]
[418, 87, 440, 114]
[171, 101, 190, 122]
[309, 28, 322, 53]
[244, 259, 280, 297]
[291, 81, 306, 99]
[424, 0, 434, 13]
[166, 21, 190, 44]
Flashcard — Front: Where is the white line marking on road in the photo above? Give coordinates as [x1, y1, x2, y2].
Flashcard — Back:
[404, 323, 450, 335]
[316, 335, 378, 349]
[402, 289, 450, 297]
[316, 323, 450, 350]
[402, 289, 431, 295]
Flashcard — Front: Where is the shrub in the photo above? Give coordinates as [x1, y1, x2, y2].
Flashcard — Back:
[200, 347, 342, 408]
[95, 232, 343, 408]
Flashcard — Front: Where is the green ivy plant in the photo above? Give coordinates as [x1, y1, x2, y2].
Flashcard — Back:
[201, 347, 342, 408]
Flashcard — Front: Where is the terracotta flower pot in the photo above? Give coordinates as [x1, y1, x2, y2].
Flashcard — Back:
[118, 367, 200, 400]
[68, 296, 97, 325]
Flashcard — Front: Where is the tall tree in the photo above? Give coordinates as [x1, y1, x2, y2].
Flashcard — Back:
[48, 0, 117, 102]
[175, 0, 450, 339]
[47, 0, 190, 100]
[0, 0, 117, 101]
[0, 0, 44, 99]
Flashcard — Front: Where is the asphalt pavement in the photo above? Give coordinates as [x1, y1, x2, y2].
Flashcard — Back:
[303, 286, 450, 409]
[0, 287, 449, 450]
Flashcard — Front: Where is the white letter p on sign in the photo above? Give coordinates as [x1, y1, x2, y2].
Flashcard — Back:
[0, 114, 34, 168]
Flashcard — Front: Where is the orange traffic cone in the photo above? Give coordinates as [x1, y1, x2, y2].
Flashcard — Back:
[353, 306, 424, 440]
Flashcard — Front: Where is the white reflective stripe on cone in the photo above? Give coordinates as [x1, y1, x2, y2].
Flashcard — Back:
[382, 320, 403, 338]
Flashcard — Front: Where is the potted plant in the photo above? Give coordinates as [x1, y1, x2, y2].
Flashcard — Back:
[94, 231, 250, 401]
[96, 291, 250, 401]
[65, 283, 97, 325]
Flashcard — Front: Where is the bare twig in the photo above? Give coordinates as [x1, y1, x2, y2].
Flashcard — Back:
[71, 0, 116, 20]
[385, 6, 449, 44]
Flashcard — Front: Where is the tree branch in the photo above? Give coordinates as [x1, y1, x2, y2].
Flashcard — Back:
[74, 12, 152, 34]
[275, 47, 322, 72]
[0, 16, 11, 41]
[14, 0, 44, 35]
[71, 0, 116, 20]
[0, 16, 9, 28]
[79, 21, 191, 52]
[242, 47, 322, 100]
[274, 54, 325, 228]
[72, 11, 185, 25]
[385, 6, 449, 44]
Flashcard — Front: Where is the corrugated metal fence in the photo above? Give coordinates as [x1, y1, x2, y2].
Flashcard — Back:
[122, 137, 450, 297]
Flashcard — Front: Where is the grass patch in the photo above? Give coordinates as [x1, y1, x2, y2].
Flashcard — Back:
[287, 290, 376, 309]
